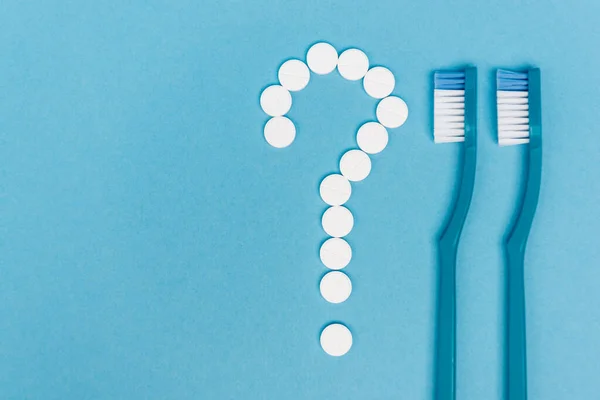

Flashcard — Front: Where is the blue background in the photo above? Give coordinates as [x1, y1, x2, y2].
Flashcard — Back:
[2, 1, 599, 399]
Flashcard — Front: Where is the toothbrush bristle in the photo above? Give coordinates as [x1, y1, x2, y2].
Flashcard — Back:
[497, 70, 530, 146]
[434, 71, 465, 144]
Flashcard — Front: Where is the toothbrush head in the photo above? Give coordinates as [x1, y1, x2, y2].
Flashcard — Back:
[434, 70, 468, 143]
[497, 70, 530, 146]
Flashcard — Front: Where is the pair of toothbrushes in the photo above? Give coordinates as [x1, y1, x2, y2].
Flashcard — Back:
[433, 67, 542, 400]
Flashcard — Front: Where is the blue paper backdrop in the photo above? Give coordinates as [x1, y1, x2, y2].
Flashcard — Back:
[2, 1, 600, 399]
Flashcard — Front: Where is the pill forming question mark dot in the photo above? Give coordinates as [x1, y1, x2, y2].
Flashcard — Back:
[337, 49, 369, 81]
[278, 59, 310, 92]
[320, 237, 352, 270]
[322, 206, 354, 238]
[320, 323, 353, 356]
[264, 116, 296, 148]
[319, 174, 352, 206]
[363, 66, 395, 99]
[260, 85, 292, 117]
[376, 96, 409, 128]
[356, 122, 389, 154]
[306, 42, 338, 75]
[340, 149, 372, 182]
[320, 271, 352, 304]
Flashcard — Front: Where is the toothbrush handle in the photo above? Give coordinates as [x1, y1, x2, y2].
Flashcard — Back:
[504, 68, 542, 400]
[434, 66, 477, 400]
[435, 245, 457, 400]
[506, 247, 527, 400]
[506, 144, 541, 400]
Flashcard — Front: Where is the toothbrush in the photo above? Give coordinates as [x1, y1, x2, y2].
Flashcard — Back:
[497, 68, 542, 400]
[433, 66, 477, 400]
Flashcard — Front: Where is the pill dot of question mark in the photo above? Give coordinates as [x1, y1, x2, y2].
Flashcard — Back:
[320, 323, 353, 357]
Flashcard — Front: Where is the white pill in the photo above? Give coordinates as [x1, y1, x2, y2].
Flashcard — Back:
[356, 122, 389, 154]
[319, 174, 351, 206]
[264, 116, 296, 148]
[337, 49, 369, 81]
[320, 271, 352, 304]
[376, 96, 409, 128]
[322, 206, 354, 238]
[260, 85, 292, 117]
[339, 149, 371, 182]
[363, 66, 395, 99]
[306, 42, 338, 75]
[278, 59, 310, 92]
[320, 323, 353, 356]
[320, 238, 352, 270]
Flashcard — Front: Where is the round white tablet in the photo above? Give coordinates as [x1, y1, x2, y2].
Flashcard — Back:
[319, 174, 351, 206]
[363, 66, 395, 99]
[337, 49, 369, 81]
[260, 85, 292, 116]
[376, 96, 409, 128]
[320, 323, 353, 356]
[320, 238, 352, 270]
[264, 117, 296, 148]
[278, 59, 310, 92]
[356, 122, 388, 154]
[339, 150, 371, 182]
[320, 271, 352, 304]
[322, 206, 354, 238]
[306, 42, 338, 75]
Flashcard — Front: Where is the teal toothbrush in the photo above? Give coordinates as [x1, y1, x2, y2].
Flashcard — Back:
[433, 66, 477, 400]
[497, 68, 542, 400]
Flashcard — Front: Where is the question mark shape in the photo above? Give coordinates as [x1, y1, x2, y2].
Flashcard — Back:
[260, 42, 409, 356]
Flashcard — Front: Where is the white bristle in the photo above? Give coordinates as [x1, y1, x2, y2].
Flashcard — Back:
[434, 89, 465, 143]
[499, 138, 530, 146]
[436, 122, 465, 129]
[497, 97, 529, 105]
[497, 90, 530, 146]
[498, 110, 529, 118]
[435, 96, 465, 103]
[497, 91, 528, 98]
[435, 136, 465, 143]
[499, 131, 530, 139]
[435, 109, 464, 116]
[435, 102, 464, 109]
[499, 117, 529, 125]
[499, 126, 529, 133]
[436, 116, 465, 123]
[434, 89, 464, 97]
[498, 104, 529, 111]
[435, 129, 464, 137]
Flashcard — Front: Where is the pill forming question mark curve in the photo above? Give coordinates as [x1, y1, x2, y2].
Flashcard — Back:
[260, 42, 409, 357]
